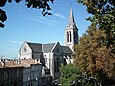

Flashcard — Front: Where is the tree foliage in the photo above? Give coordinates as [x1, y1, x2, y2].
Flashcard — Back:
[0, 0, 54, 28]
[59, 64, 81, 86]
[60, 64, 99, 86]
[77, 0, 115, 48]
[74, 24, 115, 85]
[75, 0, 115, 84]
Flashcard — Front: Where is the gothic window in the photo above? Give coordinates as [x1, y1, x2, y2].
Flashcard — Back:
[67, 31, 69, 42]
[54, 57, 60, 72]
[57, 58, 60, 72]
[69, 31, 72, 42]
[54, 61, 56, 72]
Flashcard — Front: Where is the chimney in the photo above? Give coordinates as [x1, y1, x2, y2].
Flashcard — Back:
[13, 59, 15, 64]
[17, 60, 21, 64]
[14, 59, 21, 64]
[34, 59, 37, 64]
[37, 59, 40, 63]
[33, 59, 35, 63]
[1, 59, 5, 67]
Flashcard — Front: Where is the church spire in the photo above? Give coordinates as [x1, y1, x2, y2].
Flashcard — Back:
[65, 6, 78, 52]
[68, 5, 75, 27]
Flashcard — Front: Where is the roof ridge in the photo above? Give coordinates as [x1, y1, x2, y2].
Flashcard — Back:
[42, 43, 56, 53]
[27, 42, 42, 45]
[43, 43, 55, 45]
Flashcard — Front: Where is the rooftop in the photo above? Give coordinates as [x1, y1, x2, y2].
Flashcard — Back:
[0, 59, 41, 68]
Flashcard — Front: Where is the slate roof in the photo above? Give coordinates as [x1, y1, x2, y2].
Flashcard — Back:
[27, 42, 42, 53]
[61, 46, 73, 54]
[26, 42, 73, 54]
[68, 6, 75, 25]
[42, 43, 55, 53]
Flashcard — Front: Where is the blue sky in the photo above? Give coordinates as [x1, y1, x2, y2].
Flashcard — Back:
[0, 0, 91, 58]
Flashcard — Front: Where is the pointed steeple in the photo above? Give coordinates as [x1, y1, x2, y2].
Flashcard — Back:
[65, 6, 78, 52]
[68, 6, 75, 27]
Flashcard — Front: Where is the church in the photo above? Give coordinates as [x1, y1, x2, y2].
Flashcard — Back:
[18, 7, 78, 79]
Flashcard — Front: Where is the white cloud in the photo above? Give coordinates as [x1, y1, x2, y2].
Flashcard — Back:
[45, 18, 58, 23]
[9, 40, 23, 44]
[37, 16, 58, 24]
[23, 16, 43, 23]
[21, 15, 58, 26]
[54, 13, 65, 19]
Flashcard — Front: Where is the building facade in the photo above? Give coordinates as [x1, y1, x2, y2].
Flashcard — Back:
[0, 67, 23, 86]
[0, 60, 23, 86]
[18, 7, 78, 79]
[18, 42, 73, 79]
[21, 59, 42, 86]
[0, 59, 42, 86]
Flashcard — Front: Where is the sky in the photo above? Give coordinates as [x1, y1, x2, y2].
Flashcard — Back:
[0, 0, 91, 59]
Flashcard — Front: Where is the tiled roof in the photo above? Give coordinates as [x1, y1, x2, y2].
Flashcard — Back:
[27, 42, 42, 53]
[0, 59, 41, 68]
[61, 46, 73, 54]
[21, 59, 41, 65]
[43, 43, 55, 53]
[0, 61, 24, 68]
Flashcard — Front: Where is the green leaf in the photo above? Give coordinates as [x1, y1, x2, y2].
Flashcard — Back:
[0, 0, 7, 7]
[15, 0, 22, 3]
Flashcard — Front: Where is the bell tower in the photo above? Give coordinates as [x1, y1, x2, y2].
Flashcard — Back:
[65, 6, 78, 52]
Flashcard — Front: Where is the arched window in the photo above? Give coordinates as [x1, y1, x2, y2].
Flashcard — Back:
[69, 31, 72, 42]
[54, 57, 60, 72]
[67, 31, 69, 42]
[57, 58, 60, 72]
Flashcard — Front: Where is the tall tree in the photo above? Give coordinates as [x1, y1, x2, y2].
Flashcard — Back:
[77, 0, 115, 49]
[0, 0, 54, 28]
[74, 24, 115, 86]
[75, 0, 115, 85]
